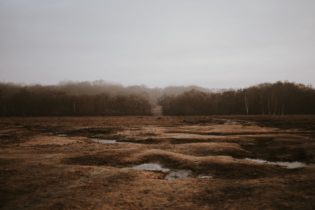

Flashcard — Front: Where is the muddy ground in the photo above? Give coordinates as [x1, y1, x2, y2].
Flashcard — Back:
[1, 116, 315, 210]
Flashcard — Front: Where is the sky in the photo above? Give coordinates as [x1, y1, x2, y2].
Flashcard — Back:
[0, 0, 314, 88]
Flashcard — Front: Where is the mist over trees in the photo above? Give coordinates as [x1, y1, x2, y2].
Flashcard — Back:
[0, 81, 314, 116]
[159, 82, 315, 115]
[0, 82, 152, 116]
[0, 81, 212, 116]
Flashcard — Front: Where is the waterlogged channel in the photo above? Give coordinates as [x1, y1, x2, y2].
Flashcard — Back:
[165, 170, 193, 180]
[131, 159, 310, 181]
[244, 158, 307, 169]
[132, 163, 213, 180]
[132, 163, 170, 173]
[132, 163, 196, 180]
[90, 139, 119, 144]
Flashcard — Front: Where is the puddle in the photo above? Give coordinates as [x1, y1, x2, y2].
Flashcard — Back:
[90, 139, 119, 144]
[132, 163, 197, 180]
[245, 158, 307, 169]
[165, 170, 192, 180]
[197, 175, 213, 179]
[132, 163, 170, 173]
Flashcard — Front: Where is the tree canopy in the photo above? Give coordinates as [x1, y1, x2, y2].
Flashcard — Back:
[159, 82, 315, 115]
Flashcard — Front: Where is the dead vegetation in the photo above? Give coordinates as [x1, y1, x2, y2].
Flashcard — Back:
[1, 116, 315, 209]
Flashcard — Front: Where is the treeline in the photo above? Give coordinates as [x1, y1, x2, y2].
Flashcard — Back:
[0, 83, 151, 116]
[0, 81, 213, 116]
[1, 81, 314, 116]
[159, 82, 315, 115]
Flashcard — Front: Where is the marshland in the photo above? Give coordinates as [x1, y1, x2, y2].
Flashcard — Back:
[1, 1, 315, 209]
[1, 82, 315, 210]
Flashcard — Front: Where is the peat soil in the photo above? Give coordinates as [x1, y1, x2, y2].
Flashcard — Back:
[0, 116, 315, 210]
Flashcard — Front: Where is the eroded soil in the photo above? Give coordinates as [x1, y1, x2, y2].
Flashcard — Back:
[1, 116, 315, 210]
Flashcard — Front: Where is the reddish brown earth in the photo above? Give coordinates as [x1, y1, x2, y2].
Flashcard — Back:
[1, 116, 315, 210]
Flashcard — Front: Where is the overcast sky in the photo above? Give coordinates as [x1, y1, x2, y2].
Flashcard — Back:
[0, 0, 314, 88]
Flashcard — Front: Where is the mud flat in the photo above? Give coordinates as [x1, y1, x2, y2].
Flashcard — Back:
[1, 116, 315, 210]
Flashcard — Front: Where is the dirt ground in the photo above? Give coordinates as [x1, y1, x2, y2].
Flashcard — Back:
[1, 116, 315, 210]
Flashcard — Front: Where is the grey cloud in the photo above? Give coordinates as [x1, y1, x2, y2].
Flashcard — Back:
[0, 0, 314, 88]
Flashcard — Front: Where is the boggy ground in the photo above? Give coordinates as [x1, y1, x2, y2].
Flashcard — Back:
[0, 116, 315, 210]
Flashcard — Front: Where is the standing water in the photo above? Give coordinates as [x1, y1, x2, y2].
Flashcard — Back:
[245, 158, 307, 169]
[132, 163, 170, 173]
[90, 139, 118, 144]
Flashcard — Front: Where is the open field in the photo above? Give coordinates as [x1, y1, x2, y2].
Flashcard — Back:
[1, 116, 315, 210]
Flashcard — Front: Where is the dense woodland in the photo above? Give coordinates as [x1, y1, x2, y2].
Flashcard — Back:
[159, 82, 315, 115]
[0, 81, 315, 116]
[0, 82, 152, 116]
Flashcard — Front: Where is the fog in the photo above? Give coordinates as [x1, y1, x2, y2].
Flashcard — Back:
[1, 0, 315, 88]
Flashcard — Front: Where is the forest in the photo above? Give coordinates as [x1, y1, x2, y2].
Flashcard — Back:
[0, 82, 152, 116]
[159, 82, 315, 115]
[0, 81, 315, 116]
